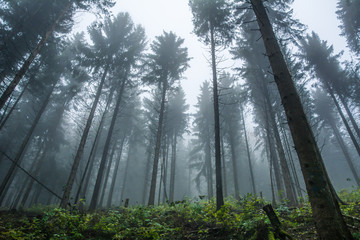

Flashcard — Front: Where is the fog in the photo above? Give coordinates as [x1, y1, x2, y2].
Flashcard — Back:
[0, 0, 359, 210]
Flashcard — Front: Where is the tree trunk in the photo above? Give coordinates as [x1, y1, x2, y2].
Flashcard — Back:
[265, 106, 284, 199]
[161, 137, 169, 203]
[106, 134, 126, 208]
[75, 86, 116, 204]
[0, 2, 72, 112]
[142, 138, 153, 204]
[98, 140, 117, 208]
[12, 140, 44, 209]
[148, 77, 168, 206]
[280, 123, 303, 199]
[210, 20, 224, 210]
[337, 92, 360, 140]
[60, 62, 109, 209]
[120, 142, 133, 203]
[329, 119, 360, 186]
[228, 131, 240, 199]
[169, 133, 177, 202]
[0, 81, 28, 131]
[158, 140, 167, 204]
[240, 105, 256, 194]
[266, 140, 277, 206]
[250, 0, 353, 238]
[266, 98, 297, 205]
[0, 84, 55, 205]
[89, 76, 126, 211]
[327, 82, 360, 158]
[205, 135, 213, 198]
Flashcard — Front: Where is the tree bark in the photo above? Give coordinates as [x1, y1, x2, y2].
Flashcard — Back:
[250, 0, 353, 238]
[210, 20, 224, 210]
[0, 2, 72, 112]
[60, 62, 109, 209]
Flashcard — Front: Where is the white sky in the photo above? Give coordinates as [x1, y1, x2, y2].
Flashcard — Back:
[73, 0, 349, 113]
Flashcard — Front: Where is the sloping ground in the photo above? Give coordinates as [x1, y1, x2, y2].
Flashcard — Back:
[0, 190, 359, 240]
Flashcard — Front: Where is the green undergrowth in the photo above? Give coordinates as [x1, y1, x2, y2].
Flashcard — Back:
[0, 189, 359, 240]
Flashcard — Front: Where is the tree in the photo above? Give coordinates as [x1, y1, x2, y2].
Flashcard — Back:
[232, 29, 297, 204]
[189, 0, 234, 210]
[218, 73, 242, 199]
[300, 32, 360, 156]
[336, 0, 360, 56]
[313, 89, 360, 186]
[88, 13, 146, 211]
[190, 81, 215, 198]
[166, 87, 189, 202]
[0, 0, 114, 112]
[0, 39, 71, 206]
[143, 31, 189, 205]
[60, 12, 140, 208]
[247, 0, 353, 238]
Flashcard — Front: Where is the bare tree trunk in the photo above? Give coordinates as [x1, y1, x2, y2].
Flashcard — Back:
[169, 133, 177, 202]
[228, 131, 240, 199]
[12, 141, 44, 209]
[280, 123, 303, 199]
[270, 107, 297, 204]
[161, 137, 169, 203]
[327, 82, 360, 158]
[210, 20, 224, 210]
[0, 2, 72, 112]
[148, 78, 167, 205]
[120, 142, 133, 203]
[220, 134, 228, 197]
[264, 85, 297, 205]
[329, 119, 360, 186]
[0, 69, 37, 131]
[265, 106, 284, 199]
[250, 0, 353, 238]
[338, 93, 360, 140]
[98, 141, 117, 208]
[0, 84, 55, 205]
[142, 138, 153, 204]
[240, 105, 256, 194]
[75, 86, 116, 204]
[89, 77, 126, 211]
[106, 134, 126, 208]
[205, 136, 213, 198]
[266, 141, 277, 206]
[60, 62, 109, 208]
[158, 140, 167, 204]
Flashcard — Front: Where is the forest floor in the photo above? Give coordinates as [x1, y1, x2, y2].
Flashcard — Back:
[0, 189, 359, 240]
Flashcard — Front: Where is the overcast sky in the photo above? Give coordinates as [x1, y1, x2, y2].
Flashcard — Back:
[74, 0, 348, 113]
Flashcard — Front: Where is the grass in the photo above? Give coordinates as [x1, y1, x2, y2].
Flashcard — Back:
[0, 189, 359, 240]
